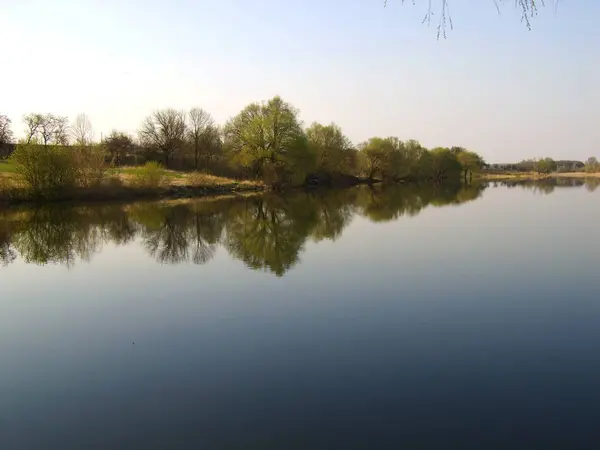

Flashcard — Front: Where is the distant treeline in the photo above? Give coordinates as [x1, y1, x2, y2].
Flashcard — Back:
[1, 98, 486, 191]
[487, 158, 600, 174]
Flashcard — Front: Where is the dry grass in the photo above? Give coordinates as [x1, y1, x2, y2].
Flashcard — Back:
[553, 172, 600, 178]
[110, 168, 262, 189]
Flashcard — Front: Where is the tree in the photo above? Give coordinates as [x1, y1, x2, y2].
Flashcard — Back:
[223, 96, 314, 187]
[23, 113, 70, 146]
[357, 137, 409, 181]
[0, 115, 13, 147]
[71, 113, 94, 146]
[187, 108, 221, 170]
[306, 122, 354, 174]
[103, 131, 136, 165]
[533, 157, 557, 174]
[357, 138, 388, 180]
[585, 157, 600, 173]
[453, 148, 485, 182]
[139, 109, 187, 167]
[386, 0, 549, 37]
[430, 147, 462, 180]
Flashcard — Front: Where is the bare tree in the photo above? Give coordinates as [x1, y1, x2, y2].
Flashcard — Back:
[23, 113, 70, 146]
[0, 115, 14, 146]
[187, 108, 215, 170]
[138, 109, 187, 167]
[71, 113, 94, 146]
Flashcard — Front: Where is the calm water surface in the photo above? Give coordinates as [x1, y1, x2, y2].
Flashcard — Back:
[1, 180, 600, 449]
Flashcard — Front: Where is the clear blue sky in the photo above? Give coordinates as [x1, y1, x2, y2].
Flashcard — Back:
[1, 0, 598, 162]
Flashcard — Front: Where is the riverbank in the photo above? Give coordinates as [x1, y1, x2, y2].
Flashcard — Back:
[0, 165, 377, 207]
[0, 169, 265, 207]
[478, 171, 600, 181]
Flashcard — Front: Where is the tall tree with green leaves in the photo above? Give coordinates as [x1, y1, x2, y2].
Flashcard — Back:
[306, 122, 354, 175]
[223, 96, 315, 187]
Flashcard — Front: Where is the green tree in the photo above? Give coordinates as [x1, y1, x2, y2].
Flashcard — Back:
[223, 96, 315, 187]
[429, 147, 462, 180]
[103, 131, 136, 165]
[306, 122, 354, 175]
[585, 157, 599, 173]
[357, 137, 407, 180]
[533, 157, 557, 174]
[453, 148, 485, 182]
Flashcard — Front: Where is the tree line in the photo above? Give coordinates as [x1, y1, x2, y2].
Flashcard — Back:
[1, 97, 488, 190]
[487, 157, 600, 174]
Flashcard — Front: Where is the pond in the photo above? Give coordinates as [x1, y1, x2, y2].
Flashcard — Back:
[1, 179, 600, 449]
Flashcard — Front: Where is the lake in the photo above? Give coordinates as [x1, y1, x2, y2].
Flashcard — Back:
[1, 179, 600, 449]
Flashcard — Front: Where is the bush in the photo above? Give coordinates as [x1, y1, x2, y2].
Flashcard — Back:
[10, 141, 78, 198]
[131, 161, 165, 188]
[73, 144, 108, 187]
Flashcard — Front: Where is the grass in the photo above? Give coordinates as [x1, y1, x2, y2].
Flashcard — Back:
[0, 160, 18, 173]
[1, 162, 264, 205]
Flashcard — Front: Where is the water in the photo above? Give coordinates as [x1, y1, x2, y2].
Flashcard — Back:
[1, 180, 600, 449]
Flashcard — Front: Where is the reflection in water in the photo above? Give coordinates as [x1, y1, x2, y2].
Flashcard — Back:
[6, 178, 591, 275]
[489, 176, 600, 194]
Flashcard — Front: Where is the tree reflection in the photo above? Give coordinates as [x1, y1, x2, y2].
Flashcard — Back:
[0, 182, 503, 275]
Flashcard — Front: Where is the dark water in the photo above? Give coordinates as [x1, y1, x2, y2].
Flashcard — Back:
[1, 179, 600, 450]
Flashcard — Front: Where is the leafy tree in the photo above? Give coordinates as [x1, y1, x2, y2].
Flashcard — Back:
[306, 122, 353, 174]
[223, 96, 314, 187]
[453, 148, 485, 182]
[430, 147, 462, 180]
[139, 109, 187, 167]
[585, 157, 600, 173]
[357, 137, 407, 180]
[533, 157, 557, 174]
[103, 131, 136, 165]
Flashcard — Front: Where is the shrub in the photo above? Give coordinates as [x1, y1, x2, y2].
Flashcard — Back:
[10, 140, 78, 198]
[73, 144, 108, 187]
[131, 161, 165, 188]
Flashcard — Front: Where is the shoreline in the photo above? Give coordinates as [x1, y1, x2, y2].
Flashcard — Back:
[478, 172, 600, 181]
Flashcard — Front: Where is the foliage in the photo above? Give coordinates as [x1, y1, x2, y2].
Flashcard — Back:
[103, 131, 136, 165]
[73, 144, 108, 188]
[453, 147, 486, 180]
[10, 140, 78, 197]
[585, 157, 600, 173]
[306, 122, 354, 174]
[130, 161, 165, 188]
[533, 157, 557, 174]
[223, 96, 315, 187]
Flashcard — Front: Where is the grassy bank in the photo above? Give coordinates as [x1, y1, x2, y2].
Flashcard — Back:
[0, 164, 264, 206]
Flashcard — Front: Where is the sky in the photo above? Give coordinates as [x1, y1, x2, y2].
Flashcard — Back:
[1, 0, 599, 162]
